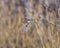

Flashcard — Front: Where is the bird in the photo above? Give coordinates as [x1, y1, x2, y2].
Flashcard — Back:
[25, 16, 33, 23]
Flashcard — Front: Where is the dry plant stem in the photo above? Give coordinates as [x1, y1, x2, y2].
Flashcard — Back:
[34, 19, 45, 48]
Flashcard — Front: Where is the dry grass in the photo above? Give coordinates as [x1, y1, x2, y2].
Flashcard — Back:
[0, 0, 60, 48]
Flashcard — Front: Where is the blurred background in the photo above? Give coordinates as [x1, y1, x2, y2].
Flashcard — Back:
[0, 0, 60, 48]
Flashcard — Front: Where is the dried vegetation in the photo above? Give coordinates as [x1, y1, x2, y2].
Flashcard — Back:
[0, 0, 60, 48]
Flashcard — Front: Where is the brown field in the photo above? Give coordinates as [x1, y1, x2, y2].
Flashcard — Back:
[0, 0, 60, 48]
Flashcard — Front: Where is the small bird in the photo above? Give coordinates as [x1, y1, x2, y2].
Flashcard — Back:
[25, 16, 33, 23]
